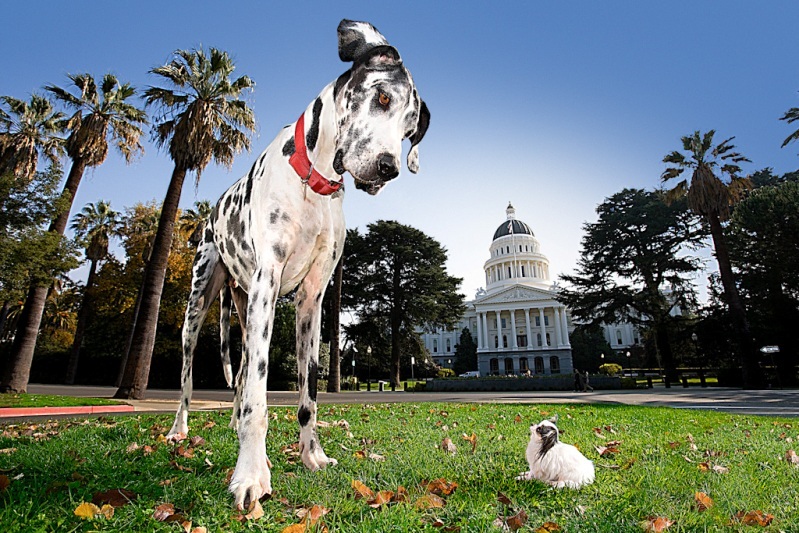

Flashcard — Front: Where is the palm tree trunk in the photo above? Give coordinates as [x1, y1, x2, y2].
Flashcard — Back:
[707, 214, 761, 389]
[326, 257, 343, 393]
[115, 275, 145, 387]
[65, 258, 98, 384]
[114, 165, 187, 399]
[0, 158, 87, 393]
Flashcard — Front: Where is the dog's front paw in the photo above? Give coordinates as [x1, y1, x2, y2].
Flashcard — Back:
[515, 471, 534, 481]
[166, 421, 188, 439]
[229, 458, 272, 509]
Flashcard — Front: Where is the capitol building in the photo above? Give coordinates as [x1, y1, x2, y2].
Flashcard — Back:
[423, 203, 640, 376]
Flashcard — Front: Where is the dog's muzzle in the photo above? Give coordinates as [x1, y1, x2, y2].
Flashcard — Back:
[377, 153, 399, 180]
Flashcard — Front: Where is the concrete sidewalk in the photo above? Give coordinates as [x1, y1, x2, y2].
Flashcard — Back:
[0, 383, 795, 420]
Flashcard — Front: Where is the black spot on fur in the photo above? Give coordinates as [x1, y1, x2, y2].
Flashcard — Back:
[244, 172, 254, 204]
[308, 361, 318, 402]
[306, 98, 323, 151]
[298, 373, 305, 391]
[236, 407, 242, 419]
[281, 212, 291, 223]
[309, 438, 317, 453]
[183, 397, 189, 406]
[224, 195, 232, 212]
[262, 324, 270, 341]
[333, 70, 352, 100]
[298, 405, 311, 427]
[270, 210, 279, 224]
[300, 318, 311, 336]
[282, 137, 295, 157]
[273, 243, 287, 261]
[258, 359, 266, 379]
[195, 260, 208, 279]
[204, 227, 214, 243]
[243, 404, 253, 418]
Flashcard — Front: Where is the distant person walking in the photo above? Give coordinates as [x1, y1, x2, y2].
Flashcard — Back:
[584, 370, 594, 392]
[574, 369, 586, 392]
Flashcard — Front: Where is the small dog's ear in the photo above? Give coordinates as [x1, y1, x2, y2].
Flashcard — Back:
[548, 414, 559, 425]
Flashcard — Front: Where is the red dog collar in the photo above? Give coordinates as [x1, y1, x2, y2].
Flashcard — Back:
[289, 113, 343, 196]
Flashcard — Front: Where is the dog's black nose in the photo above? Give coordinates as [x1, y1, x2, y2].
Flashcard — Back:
[377, 153, 399, 180]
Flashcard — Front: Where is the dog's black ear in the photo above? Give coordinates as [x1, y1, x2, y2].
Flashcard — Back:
[407, 100, 429, 174]
[338, 19, 389, 62]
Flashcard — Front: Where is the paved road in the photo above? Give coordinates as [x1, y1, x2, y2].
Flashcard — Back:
[24, 383, 799, 418]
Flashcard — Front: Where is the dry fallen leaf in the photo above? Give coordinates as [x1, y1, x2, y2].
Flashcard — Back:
[441, 437, 457, 455]
[506, 509, 528, 531]
[368, 490, 394, 508]
[424, 478, 458, 496]
[733, 510, 774, 526]
[74, 502, 102, 520]
[461, 433, 478, 453]
[514, 414, 523, 424]
[92, 488, 138, 508]
[153, 503, 177, 522]
[694, 492, 713, 512]
[786, 449, 799, 466]
[497, 491, 513, 506]
[352, 479, 375, 500]
[244, 500, 265, 521]
[641, 516, 674, 532]
[0, 475, 10, 492]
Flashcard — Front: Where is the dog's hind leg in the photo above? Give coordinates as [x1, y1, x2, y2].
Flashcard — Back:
[229, 284, 248, 430]
[167, 241, 227, 438]
[219, 285, 233, 388]
[295, 260, 338, 471]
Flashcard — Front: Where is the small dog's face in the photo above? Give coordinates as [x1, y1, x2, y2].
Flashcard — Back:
[530, 419, 560, 457]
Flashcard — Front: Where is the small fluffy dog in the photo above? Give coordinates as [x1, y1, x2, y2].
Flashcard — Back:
[516, 417, 595, 489]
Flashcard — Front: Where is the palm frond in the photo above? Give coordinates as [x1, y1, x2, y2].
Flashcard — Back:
[780, 107, 799, 147]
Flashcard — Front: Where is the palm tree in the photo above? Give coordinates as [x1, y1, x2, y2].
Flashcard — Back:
[65, 200, 121, 384]
[180, 199, 212, 245]
[0, 94, 65, 182]
[0, 73, 146, 393]
[115, 47, 255, 399]
[781, 104, 799, 149]
[662, 130, 760, 388]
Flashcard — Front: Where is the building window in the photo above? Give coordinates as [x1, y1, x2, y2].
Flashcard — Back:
[534, 357, 544, 373]
[446, 339, 451, 352]
[519, 357, 529, 372]
[519, 245, 522, 252]
[616, 330, 623, 345]
[490, 358, 499, 375]
[546, 333, 551, 345]
[503, 335, 508, 348]
[501, 318, 506, 328]
[535, 316, 540, 327]
[494, 336, 499, 348]
[537, 333, 542, 346]
[433, 340, 438, 353]
[521, 265, 526, 277]
[508, 266, 512, 278]
[504, 358, 514, 375]
[545, 316, 549, 326]
[517, 335, 527, 347]
[550, 356, 560, 374]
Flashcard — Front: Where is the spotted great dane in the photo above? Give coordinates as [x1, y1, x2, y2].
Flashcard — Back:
[166, 19, 430, 508]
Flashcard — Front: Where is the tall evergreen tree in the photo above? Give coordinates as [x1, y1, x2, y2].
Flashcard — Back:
[342, 221, 465, 386]
[661, 130, 760, 388]
[116, 48, 255, 399]
[452, 327, 477, 375]
[559, 188, 701, 383]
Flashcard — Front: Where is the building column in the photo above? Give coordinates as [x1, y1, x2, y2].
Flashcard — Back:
[560, 306, 571, 347]
[495, 310, 503, 349]
[538, 308, 548, 347]
[481, 312, 489, 349]
[554, 307, 563, 347]
[524, 308, 533, 348]
[476, 313, 483, 350]
[510, 309, 518, 348]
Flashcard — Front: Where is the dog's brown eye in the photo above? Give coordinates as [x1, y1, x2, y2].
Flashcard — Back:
[378, 92, 390, 107]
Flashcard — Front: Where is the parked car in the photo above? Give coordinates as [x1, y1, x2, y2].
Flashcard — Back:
[459, 371, 480, 378]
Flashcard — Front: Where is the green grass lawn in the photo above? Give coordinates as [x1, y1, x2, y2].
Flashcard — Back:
[0, 393, 123, 409]
[0, 402, 796, 532]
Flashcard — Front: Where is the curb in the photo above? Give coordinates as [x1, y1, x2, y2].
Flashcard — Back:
[0, 404, 135, 418]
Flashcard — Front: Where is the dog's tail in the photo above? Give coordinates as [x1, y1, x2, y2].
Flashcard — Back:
[220, 285, 234, 388]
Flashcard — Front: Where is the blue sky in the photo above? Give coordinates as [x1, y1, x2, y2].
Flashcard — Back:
[3, 1, 799, 301]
